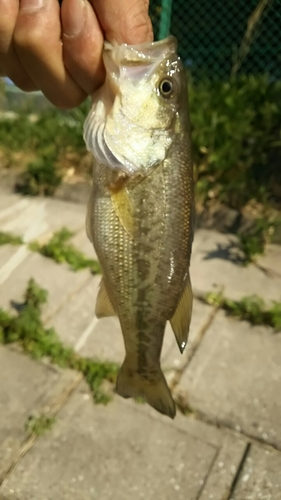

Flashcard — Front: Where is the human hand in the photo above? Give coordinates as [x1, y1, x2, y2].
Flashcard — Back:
[0, 0, 153, 108]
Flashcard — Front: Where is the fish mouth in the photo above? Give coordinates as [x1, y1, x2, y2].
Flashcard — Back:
[104, 36, 177, 67]
[103, 36, 178, 87]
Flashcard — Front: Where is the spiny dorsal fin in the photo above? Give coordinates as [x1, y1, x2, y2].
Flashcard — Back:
[95, 278, 116, 318]
[170, 274, 193, 353]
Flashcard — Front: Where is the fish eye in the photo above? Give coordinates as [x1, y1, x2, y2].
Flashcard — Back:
[158, 78, 176, 98]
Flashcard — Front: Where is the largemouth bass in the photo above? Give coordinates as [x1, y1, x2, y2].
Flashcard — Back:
[84, 36, 194, 419]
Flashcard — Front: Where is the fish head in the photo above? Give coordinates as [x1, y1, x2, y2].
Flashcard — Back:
[83, 36, 187, 176]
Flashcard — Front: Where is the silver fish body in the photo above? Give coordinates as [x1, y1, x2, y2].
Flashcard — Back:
[84, 36, 194, 419]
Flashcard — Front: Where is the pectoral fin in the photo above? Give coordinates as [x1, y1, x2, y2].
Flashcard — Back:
[170, 274, 193, 353]
[95, 279, 116, 318]
[111, 187, 135, 238]
[86, 190, 94, 243]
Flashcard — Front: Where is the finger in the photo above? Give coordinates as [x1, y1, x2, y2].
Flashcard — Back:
[14, 0, 86, 108]
[61, 0, 105, 96]
[0, 0, 36, 91]
[92, 0, 153, 45]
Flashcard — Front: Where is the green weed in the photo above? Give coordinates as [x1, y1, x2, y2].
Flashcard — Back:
[0, 231, 23, 246]
[189, 75, 281, 210]
[16, 150, 62, 196]
[0, 279, 118, 403]
[0, 101, 91, 196]
[206, 291, 281, 330]
[134, 396, 146, 405]
[25, 415, 55, 437]
[238, 217, 280, 264]
[29, 228, 101, 274]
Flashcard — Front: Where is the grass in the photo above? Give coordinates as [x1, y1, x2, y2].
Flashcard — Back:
[0, 101, 91, 196]
[0, 231, 23, 246]
[0, 228, 101, 274]
[0, 279, 118, 404]
[25, 415, 55, 437]
[237, 216, 280, 265]
[17, 152, 62, 197]
[206, 291, 281, 330]
[29, 228, 101, 274]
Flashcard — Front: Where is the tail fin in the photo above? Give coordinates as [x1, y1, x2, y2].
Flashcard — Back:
[116, 357, 176, 419]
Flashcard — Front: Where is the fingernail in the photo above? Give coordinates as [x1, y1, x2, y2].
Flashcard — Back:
[20, 0, 44, 11]
[63, 0, 86, 37]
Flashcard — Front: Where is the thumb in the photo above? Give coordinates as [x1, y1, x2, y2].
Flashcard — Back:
[91, 0, 153, 45]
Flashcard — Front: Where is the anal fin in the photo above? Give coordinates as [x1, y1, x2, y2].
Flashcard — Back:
[95, 278, 116, 318]
[170, 273, 193, 354]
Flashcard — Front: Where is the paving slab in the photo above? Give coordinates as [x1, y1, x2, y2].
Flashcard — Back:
[70, 228, 97, 260]
[179, 311, 281, 449]
[230, 445, 281, 500]
[0, 245, 30, 287]
[0, 196, 31, 220]
[46, 272, 125, 364]
[0, 191, 86, 241]
[257, 243, 281, 276]
[0, 252, 91, 320]
[0, 191, 17, 206]
[0, 345, 77, 477]
[0, 197, 48, 241]
[0, 193, 27, 214]
[47, 275, 101, 349]
[42, 197, 86, 234]
[0, 246, 21, 270]
[190, 229, 281, 303]
[200, 434, 247, 500]
[78, 315, 125, 363]
[1, 381, 222, 500]
[120, 394, 240, 450]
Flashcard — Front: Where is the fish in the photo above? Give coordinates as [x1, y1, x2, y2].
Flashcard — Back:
[83, 35, 194, 419]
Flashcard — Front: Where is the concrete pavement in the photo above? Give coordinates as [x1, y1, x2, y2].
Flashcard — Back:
[0, 189, 281, 500]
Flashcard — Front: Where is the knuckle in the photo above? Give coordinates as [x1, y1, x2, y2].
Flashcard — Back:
[14, 24, 43, 52]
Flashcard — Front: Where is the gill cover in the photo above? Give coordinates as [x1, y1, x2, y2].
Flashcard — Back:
[83, 36, 181, 176]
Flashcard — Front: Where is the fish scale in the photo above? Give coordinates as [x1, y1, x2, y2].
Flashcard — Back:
[85, 36, 194, 419]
